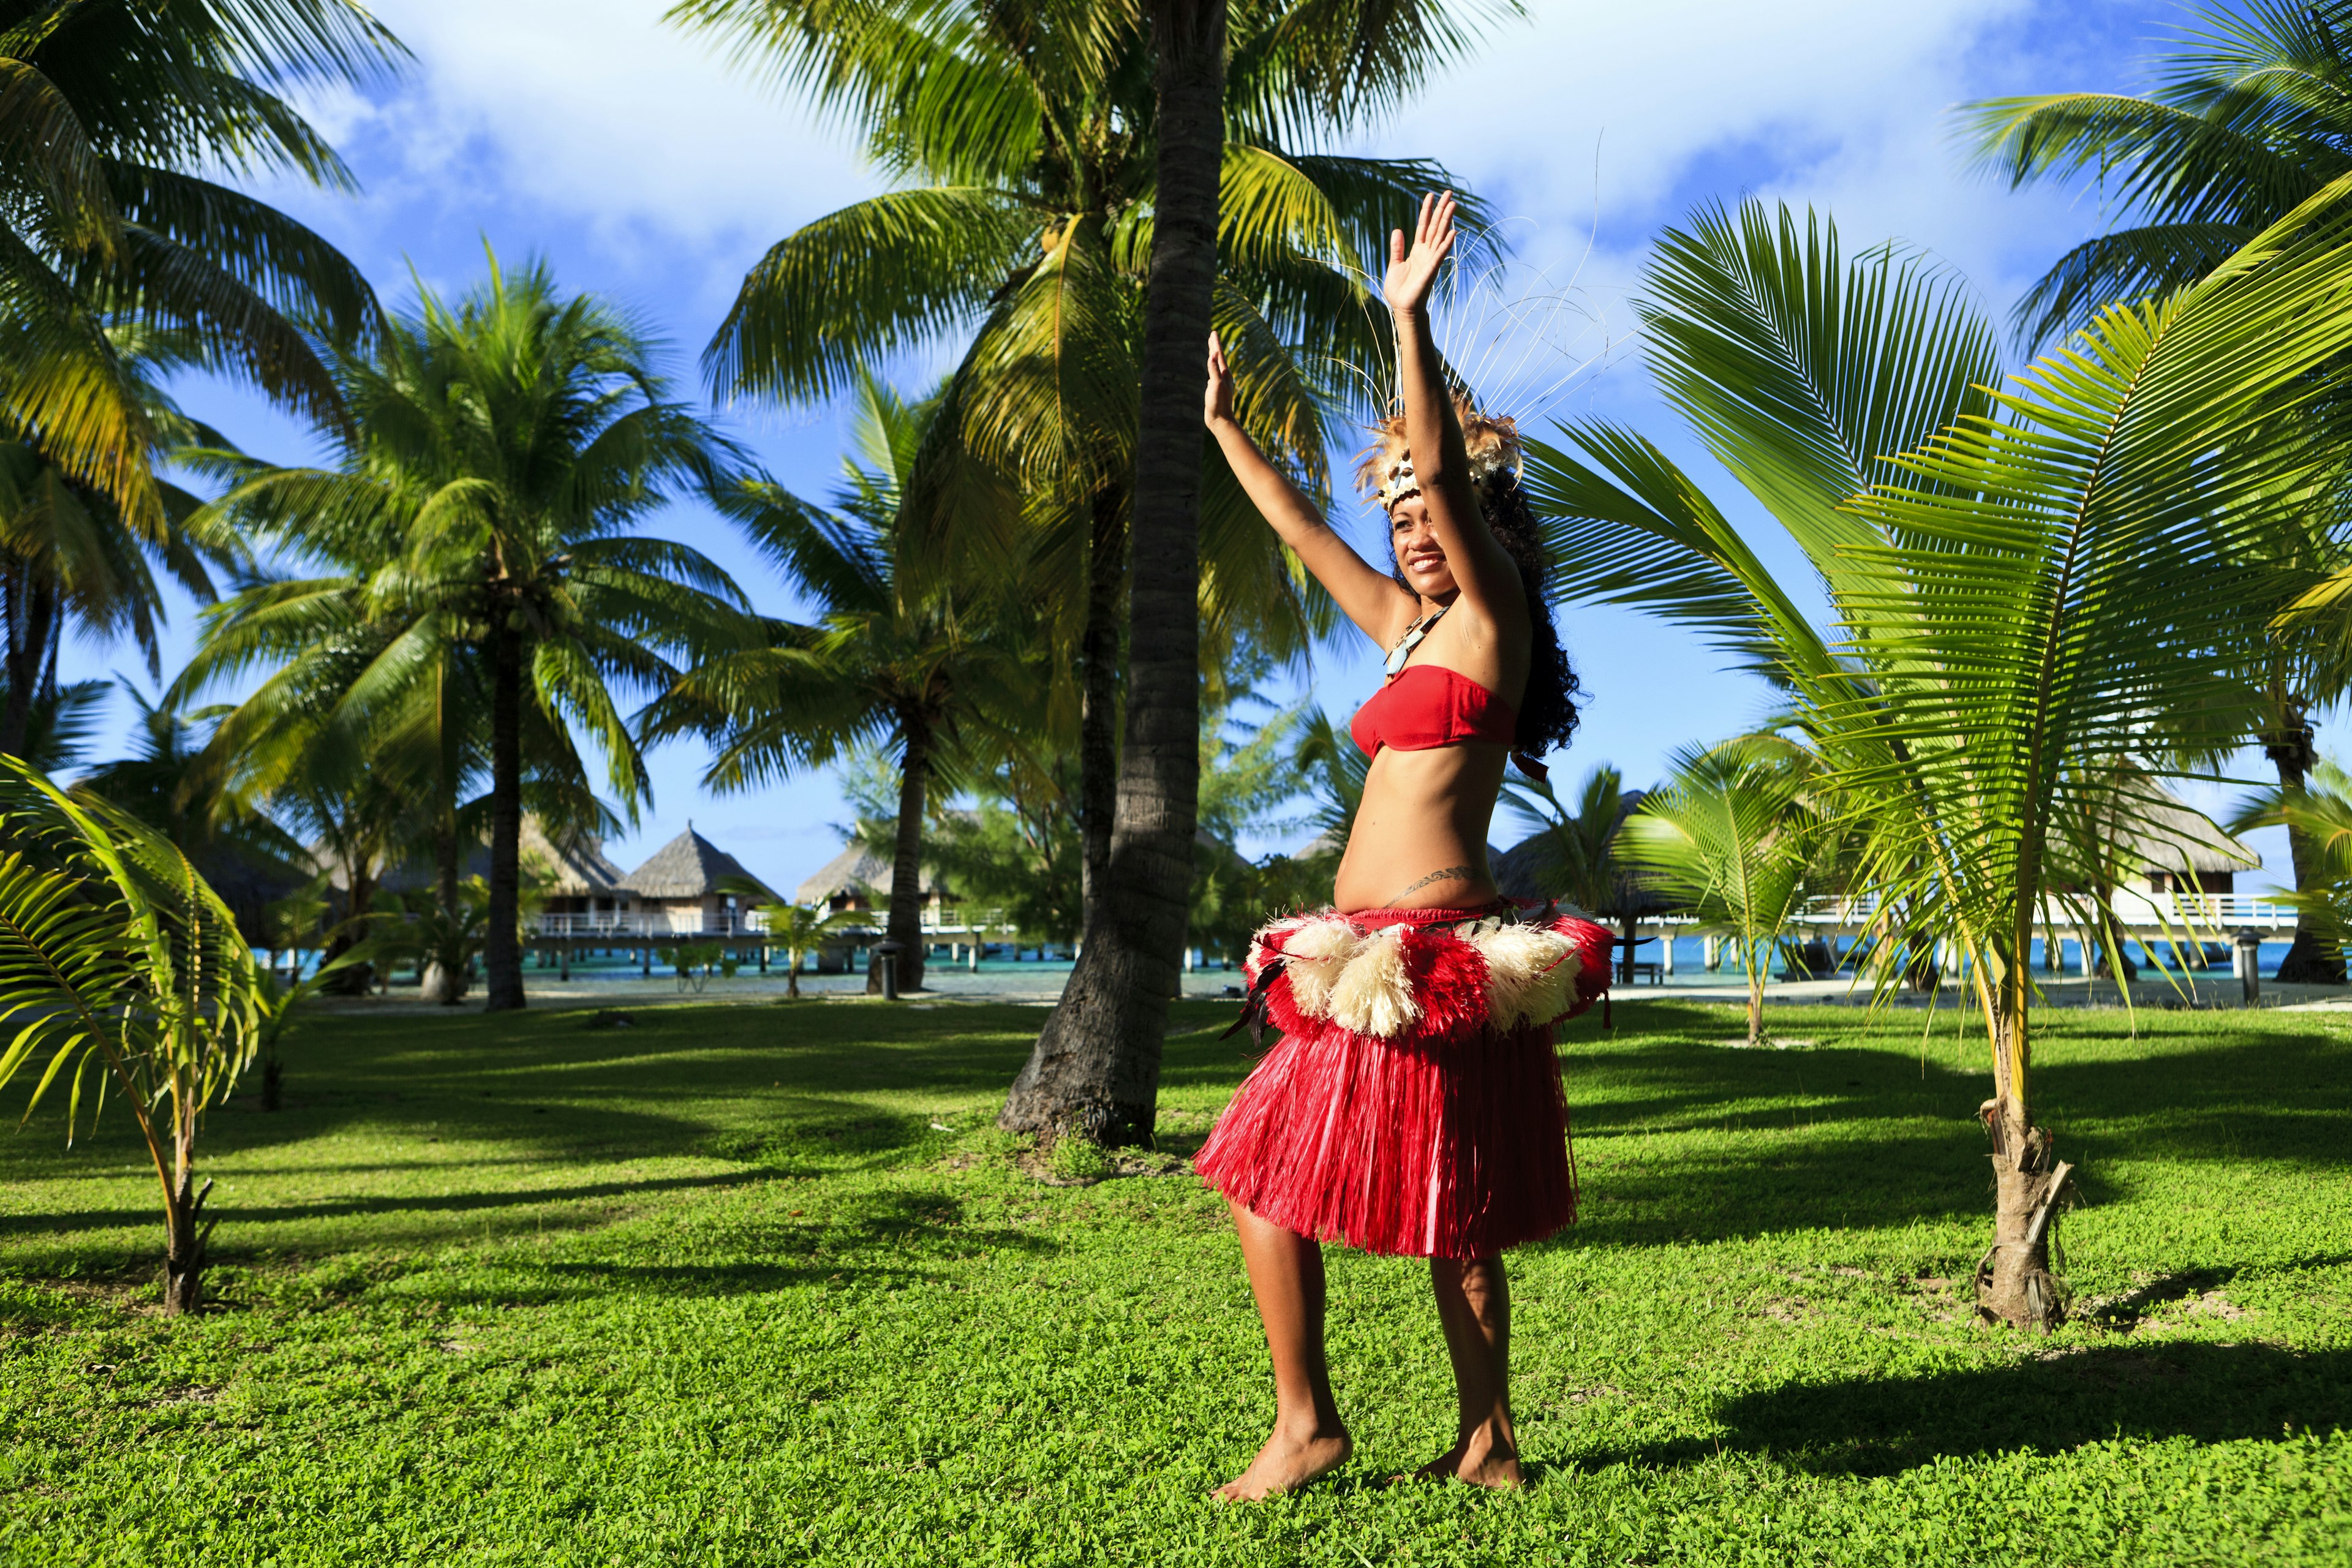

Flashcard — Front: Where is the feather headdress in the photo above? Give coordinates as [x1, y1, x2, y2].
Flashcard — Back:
[1353, 393, 1524, 511]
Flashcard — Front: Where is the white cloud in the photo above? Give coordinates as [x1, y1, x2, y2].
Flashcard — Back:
[1400, 0, 2029, 206]
[1366, 0, 2091, 307]
[362, 0, 878, 249]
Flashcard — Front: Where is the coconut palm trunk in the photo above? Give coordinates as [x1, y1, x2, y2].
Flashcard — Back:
[1078, 486, 1125, 913]
[163, 1115, 214, 1316]
[320, 857, 377, 998]
[436, 664, 464, 925]
[1000, 0, 1224, 1143]
[1979, 916, 2072, 1327]
[0, 575, 56, 760]
[2266, 716, 2346, 981]
[483, 618, 527, 1012]
[875, 713, 932, 994]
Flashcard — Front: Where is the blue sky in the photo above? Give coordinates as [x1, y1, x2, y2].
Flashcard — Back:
[66, 0, 2302, 892]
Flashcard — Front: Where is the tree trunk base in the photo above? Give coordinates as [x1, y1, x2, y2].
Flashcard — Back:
[1975, 1118, 2073, 1331]
[2275, 929, 2345, 984]
[421, 962, 466, 1005]
[1000, 941, 1165, 1147]
[163, 1177, 215, 1316]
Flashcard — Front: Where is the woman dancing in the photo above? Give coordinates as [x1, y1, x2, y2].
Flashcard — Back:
[1197, 192, 1609, 1500]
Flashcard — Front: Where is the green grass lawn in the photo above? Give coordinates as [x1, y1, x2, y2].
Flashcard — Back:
[2, 994, 2348, 1565]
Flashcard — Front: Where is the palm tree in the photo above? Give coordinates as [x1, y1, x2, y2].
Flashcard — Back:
[249, 946, 360, 1112]
[1525, 192, 2352, 1328]
[649, 375, 1025, 995]
[754, 901, 848, 1000]
[1502, 763, 1634, 895]
[1188, 679, 1316, 963]
[269, 753, 440, 995]
[72, 682, 311, 944]
[179, 256, 751, 1011]
[1498, 761, 1655, 978]
[2232, 755, 2352, 963]
[1619, 739, 1822, 1046]
[361, 881, 493, 1005]
[1962, 1, 2352, 349]
[0, 0, 399, 545]
[666, 0, 1506, 1143]
[0, 674, 103, 772]
[0, 331, 251, 756]
[1964, 0, 2352, 981]
[927, 733, 1087, 951]
[175, 546, 475, 924]
[0, 758, 266, 1313]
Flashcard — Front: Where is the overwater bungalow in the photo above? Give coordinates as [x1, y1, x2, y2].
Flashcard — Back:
[617, 824, 775, 937]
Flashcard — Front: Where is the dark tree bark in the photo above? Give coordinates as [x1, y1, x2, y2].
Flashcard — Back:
[871, 710, 932, 995]
[162, 1166, 213, 1316]
[320, 857, 376, 997]
[437, 663, 464, 918]
[1077, 486, 1126, 916]
[420, 703, 467, 1005]
[435, 821, 460, 924]
[1001, 0, 1224, 1144]
[0, 573, 56, 760]
[483, 617, 526, 1012]
[2266, 720, 2346, 982]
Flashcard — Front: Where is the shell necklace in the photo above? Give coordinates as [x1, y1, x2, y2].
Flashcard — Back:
[1384, 605, 1449, 677]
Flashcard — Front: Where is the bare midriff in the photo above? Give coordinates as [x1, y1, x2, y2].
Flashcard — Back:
[1331, 741, 1509, 912]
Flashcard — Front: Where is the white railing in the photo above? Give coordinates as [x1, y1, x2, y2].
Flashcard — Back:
[532, 905, 1019, 940]
[2074, 891, 2293, 930]
[1624, 890, 2298, 934]
[533, 911, 769, 939]
[918, 907, 1009, 932]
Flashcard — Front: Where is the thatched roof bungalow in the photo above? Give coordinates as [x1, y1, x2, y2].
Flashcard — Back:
[315, 818, 628, 909]
[2104, 786, 2260, 894]
[792, 842, 944, 914]
[617, 824, 774, 933]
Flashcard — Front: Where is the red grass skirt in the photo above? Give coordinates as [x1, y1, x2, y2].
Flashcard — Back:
[1194, 901, 1609, 1259]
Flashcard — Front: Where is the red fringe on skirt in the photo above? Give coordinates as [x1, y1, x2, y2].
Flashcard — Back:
[1194, 902, 1601, 1260]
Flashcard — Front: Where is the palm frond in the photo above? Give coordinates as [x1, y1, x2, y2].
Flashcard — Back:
[703, 186, 1036, 404]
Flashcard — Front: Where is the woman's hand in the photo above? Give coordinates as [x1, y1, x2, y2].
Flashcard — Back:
[1204, 331, 1237, 428]
[1382, 191, 1457, 318]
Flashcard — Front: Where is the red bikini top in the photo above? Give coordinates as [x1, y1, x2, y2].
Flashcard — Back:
[1350, 664, 1549, 780]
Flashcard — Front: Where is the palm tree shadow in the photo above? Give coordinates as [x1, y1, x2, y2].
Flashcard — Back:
[1581, 1342, 2352, 1476]
[396, 1191, 1055, 1305]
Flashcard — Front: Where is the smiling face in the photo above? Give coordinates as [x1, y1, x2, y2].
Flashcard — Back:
[1389, 494, 1458, 600]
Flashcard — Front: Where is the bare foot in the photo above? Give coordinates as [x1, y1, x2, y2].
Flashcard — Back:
[1404, 1441, 1463, 1482]
[1404, 1424, 1522, 1489]
[1213, 1423, 1353, 1501]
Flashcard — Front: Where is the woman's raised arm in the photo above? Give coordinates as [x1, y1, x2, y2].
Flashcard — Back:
[1383, 193, 1521, 618]
[1205, 331, 1415, 644]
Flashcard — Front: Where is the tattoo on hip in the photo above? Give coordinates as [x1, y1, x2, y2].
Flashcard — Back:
[1389, 864, 1478, 904]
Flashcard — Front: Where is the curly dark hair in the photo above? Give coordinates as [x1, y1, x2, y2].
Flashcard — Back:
[1387, 471, 1583, 757]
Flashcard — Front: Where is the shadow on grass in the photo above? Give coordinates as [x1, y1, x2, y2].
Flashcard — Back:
[0, 1168, 778, 1238]
[397, 1193, 1055, 1305]
[1585, 1343, 2352, 1476]
[2076, 1256, 2352, 1332]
